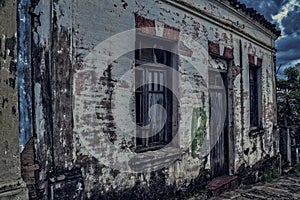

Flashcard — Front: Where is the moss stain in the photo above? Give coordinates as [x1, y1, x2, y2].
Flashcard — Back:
[191, 107, 207, 157]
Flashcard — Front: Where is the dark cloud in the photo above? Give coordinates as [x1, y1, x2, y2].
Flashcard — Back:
[239, 0, 283, 21]
[282, 8, 300, 35]
[276, 34, 300, 51]
[240, 0, 300, 71]
[278, 49, 299, 63]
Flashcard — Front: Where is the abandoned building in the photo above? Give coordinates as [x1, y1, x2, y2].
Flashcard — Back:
[0, 0, 281, 199]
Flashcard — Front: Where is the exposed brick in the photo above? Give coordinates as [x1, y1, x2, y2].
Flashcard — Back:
[21, 137, 38, 199]
[248, 54, 255, 65]
[208, 40, 220, 55]
[223, 47, 234, 59]
[135, 14, 156, 35]
[163, 24, 180, 41]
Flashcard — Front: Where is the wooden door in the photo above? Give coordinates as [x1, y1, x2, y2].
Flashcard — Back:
[209, 71, 229, 178]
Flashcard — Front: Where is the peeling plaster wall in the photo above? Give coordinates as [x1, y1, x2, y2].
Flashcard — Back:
[31, 0, 279, 198]
[18, 0, 33, 153]
[0, 0, 28, 199]
[0, 0, 20, 184]
[233, 41, 277, 172]
[30, 0, 54, 198]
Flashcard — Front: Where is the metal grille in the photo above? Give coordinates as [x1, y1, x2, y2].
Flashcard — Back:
[135, 36, 175, 152]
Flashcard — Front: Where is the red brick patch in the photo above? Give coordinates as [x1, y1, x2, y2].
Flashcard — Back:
[135, 14, 156, 35]
[223, 47, 234, 59]
[248, 54, 255, 65]
[208, 40, 220, 55]
[163, 24, 180, 41]
[248, 54, 263, 66]
[257, 58, 263, 67]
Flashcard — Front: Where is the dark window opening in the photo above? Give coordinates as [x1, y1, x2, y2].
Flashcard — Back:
[135, 35, 177, 152]
[249, 65, 260, 127]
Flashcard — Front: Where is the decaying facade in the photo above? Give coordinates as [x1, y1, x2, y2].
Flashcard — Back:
[0, 0, 281, 199]
[0, 0, 29, 199]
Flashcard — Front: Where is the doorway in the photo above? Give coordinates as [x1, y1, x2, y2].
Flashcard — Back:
[209, 70, 229, 178]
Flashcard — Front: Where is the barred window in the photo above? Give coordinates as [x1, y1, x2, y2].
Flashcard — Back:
[135, 34, 178, 152]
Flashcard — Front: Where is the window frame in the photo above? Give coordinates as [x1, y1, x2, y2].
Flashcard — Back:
[249, 64, 262, 128]
[134, 33, 178, 153]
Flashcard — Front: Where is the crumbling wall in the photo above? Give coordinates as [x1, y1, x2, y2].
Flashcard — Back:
[233, 40, 278, 171]
[0, 0, 28, 199]
[31, 0, 279, 199]
[0, 0, 20, 184]
[31, 0, 83, 199]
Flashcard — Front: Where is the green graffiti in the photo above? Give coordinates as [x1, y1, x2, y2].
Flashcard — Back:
[191, 107, 207, 157]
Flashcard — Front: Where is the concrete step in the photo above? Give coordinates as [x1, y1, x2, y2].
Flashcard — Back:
[208, 175, 239, 197]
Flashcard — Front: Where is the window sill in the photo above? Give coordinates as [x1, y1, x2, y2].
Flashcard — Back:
[249, 127, 265, 137]
[135, 144, 167, 153]
[128, 146, 181, 172]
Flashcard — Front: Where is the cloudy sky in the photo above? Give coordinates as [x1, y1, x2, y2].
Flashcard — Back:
[240, 0, 300, 76]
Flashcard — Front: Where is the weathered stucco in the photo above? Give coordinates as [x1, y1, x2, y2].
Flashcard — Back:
[28, 0, 280, 199]
[0, 0, 28, 199]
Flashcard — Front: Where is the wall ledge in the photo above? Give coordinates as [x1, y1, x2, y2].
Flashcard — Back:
[0, 179, 28, 199]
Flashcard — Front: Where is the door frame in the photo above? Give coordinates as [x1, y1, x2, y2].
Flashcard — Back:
[209, 68, 230, 178]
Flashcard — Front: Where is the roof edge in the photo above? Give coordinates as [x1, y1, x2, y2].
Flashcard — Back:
[223, 0, 281, 37]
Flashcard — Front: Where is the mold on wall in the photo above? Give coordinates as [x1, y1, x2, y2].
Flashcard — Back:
[191, 107, 207, 158]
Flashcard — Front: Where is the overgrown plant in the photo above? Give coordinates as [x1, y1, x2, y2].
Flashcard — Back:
[262, 170, 281, 183]
[277, 66, 300, 165]
[277, 67, 300, 128]
[295, 162, 300, 172]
